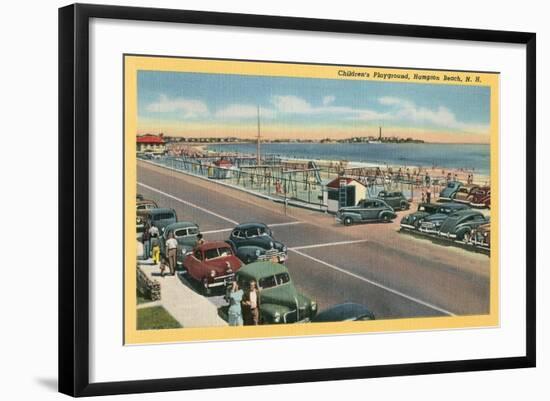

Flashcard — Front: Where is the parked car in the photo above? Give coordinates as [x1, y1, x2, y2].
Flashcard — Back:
[471, 222, 490, 249]
[439, 181, 462, 201]
[453, 184, 479, 203]
[468, 186, 491, 208]
[183, 241, 243, 295]
[136, 199, 158, 211]
[336, 199, 397, 226]
[160, 221, 200, 266]
[417, 203, 471, 234]
[400, 202, 469, 231]
[438, 209, 489, 240]
[235, 261, 317, 324]
[376, 191, 410, 210]
[228, 223, 287, 264]
[137, 207, 177, 234]
[311, 303, 375, 323]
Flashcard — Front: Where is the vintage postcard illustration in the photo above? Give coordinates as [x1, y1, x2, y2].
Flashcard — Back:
[124, 55, 498, 344]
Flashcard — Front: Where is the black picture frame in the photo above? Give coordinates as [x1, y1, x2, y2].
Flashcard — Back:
[59, 3, 536, 397]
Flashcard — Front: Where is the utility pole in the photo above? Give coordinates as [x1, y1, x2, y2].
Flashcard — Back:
[379, 126, 382, 141]
[256, 105, 261, 166]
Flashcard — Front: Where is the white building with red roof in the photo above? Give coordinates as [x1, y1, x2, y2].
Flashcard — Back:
[137, 133, 166, 154]
[324, 176, 368, 213]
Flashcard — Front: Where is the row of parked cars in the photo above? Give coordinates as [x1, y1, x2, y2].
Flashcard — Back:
[330, 183, 490, 250]
[400, 202, 490, 250]
[439, 182, 491, 208]
[335, 181, 490, 227]
[136, 194, 321, 324]
[136, 194, 377, 324]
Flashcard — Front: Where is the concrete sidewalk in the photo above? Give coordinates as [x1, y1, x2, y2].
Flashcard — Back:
[138, 263, 227, 328]
[137, 242, 227, 327]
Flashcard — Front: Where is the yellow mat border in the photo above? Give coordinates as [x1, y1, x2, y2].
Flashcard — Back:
[123, 55, 499, 345]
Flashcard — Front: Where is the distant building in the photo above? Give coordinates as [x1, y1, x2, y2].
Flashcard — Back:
[137, 133, 166, 154]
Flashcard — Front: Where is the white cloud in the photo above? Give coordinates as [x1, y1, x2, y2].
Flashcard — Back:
[354, 110, 393, 121]
[146, 95, 209, 118]
[215, 104, 275, 119]
[271, 95, 314, 114]
[377, 96, 488, 133]
[271, 95, 358, 115]
[322, 95, 335, 106]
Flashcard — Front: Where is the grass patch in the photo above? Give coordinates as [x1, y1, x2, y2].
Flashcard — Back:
[137, 306, 182, 330]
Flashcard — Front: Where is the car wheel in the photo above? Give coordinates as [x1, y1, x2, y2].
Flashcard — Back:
[343, 217, 353, 226]
[382, 214, 390, 223]
[462, 230, 472, 244]
[400, 201, 408, 210]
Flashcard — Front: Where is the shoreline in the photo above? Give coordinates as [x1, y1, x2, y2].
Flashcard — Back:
[166, 142, 491, 185]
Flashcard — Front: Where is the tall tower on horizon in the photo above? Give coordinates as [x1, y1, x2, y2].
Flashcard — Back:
[379, 126, 382, 140]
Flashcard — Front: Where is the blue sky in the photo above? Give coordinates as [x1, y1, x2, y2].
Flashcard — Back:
[137, 70, 491, 142]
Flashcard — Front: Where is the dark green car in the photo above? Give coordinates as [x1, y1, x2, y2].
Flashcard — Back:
[235, 262, 317, 324]
[159, 221, 200, 267]
[376, 190, 410, 210]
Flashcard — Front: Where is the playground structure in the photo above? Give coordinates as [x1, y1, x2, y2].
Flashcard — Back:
[140, 153, 489, 211]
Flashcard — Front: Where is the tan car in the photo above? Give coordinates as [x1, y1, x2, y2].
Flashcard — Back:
[453, 184, 479, 203]
[136, 200, 158, 237]
[471, 223, 490, 249]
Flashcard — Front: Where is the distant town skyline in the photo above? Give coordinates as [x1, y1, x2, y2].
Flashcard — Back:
[137, 70, 491, 144]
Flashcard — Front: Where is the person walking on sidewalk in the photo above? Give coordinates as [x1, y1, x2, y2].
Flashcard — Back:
[150, 224, 161, 264]
[165, 232, 178, 275]
[243, 280, 260, 325]
[227, 281, 244, 326]
[149, 223, 159, 239]
[142, 221, 151, 261]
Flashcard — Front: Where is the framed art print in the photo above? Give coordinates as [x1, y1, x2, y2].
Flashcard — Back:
[59, 3, 536, 396]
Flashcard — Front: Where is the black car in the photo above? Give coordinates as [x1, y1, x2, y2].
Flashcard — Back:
[311, 303, 375, 322]
[377, 191, 410, 211]
[228, 222, 287, 264]
[438, 209, 489, 241]
[401, 202, 469, 231]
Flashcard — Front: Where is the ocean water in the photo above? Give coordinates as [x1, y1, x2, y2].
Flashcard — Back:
[207, 142, 490, 175]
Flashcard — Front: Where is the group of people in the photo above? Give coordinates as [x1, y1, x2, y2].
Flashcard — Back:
[141, 221, 178, 277]
[226, 281, 260, 326]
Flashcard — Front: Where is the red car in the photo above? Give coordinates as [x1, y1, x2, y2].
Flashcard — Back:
[468, 186, 490, 208]
[183, 241, 243, 295]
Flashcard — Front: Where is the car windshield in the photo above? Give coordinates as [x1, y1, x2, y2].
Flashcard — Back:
[258, 272, 290, 289]
[447, 183, 456, 188]
[154, 213, 174, 221]
[174, 228, 187, 237]
[245, 227, 270, 238]
[418, 205, 436, 212]
[204, 247, 233, 260]
[174, 227, 198, 237]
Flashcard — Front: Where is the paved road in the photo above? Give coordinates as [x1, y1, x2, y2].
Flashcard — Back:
[137, 161, 490, 320]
